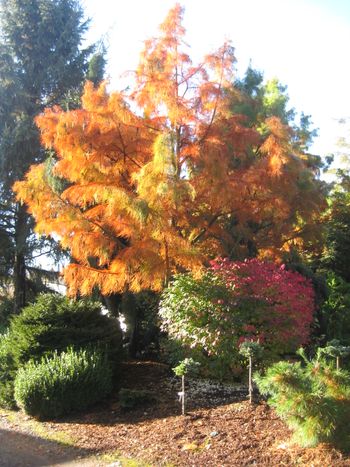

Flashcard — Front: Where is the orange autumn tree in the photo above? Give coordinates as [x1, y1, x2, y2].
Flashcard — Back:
[14, 4, 325, 296]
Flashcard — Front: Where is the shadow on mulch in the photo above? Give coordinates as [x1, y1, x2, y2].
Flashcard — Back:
[0, 427, 93, 467]
[55, 360, 256, 427]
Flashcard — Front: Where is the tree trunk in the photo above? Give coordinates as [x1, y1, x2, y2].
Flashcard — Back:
[13, 204, 29, 314]
[103, 293, 122, 318]
[122, 292, 140, 358]
[13, 251, 26, 313]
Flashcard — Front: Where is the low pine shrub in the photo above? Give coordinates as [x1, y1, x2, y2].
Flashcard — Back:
[255, 350, 350, 449]
[14, 347, 113, 420]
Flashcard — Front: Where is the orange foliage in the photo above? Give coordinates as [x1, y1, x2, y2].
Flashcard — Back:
[14, 4, 325, 295]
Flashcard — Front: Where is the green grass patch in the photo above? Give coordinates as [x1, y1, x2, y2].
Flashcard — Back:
[100, 450, 156, 466]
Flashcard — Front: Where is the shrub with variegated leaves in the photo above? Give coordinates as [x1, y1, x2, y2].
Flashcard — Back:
[160, 259, 315, 373]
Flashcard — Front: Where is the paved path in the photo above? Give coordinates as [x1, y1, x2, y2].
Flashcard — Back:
[0, 415, 109, 467]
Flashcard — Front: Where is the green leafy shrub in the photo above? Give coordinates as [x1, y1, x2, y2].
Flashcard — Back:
[159, 336, 187, 367]
[0, 293, 122, 408]
[118, 388, 156, 410]
[160, 272, 239, 379]
[160, 261, 314, 379]
[14, 347, 112, 419]
[255, 350, 350, 449]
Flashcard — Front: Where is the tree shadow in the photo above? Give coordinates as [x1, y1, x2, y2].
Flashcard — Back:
[56, 360, 254, 427]
[0, 427, 94, 467]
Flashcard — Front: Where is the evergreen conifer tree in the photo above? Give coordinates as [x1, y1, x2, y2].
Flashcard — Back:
[0, 0, 104, 312]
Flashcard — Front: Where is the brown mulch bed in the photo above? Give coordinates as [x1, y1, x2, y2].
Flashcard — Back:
[36, 360, 349, 466]
[0, 361, 350, 467]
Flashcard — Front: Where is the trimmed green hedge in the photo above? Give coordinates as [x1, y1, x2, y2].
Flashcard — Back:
[14, 347, 112, 419]
[0, 293, 122, 409]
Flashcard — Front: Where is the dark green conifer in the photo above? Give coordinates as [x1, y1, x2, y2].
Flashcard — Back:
[0, 0, 105, 313]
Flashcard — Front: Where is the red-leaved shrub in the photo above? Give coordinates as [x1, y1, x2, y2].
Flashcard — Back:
[211, 258, 315, 353]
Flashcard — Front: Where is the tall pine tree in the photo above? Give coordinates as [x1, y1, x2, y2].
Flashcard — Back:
[0, 0, 103, 312]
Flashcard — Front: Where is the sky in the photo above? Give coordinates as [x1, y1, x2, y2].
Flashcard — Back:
[82, 0, 350, 164]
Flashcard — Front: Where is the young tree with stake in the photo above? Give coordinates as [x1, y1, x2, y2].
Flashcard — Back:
[239, 340, 263, 403]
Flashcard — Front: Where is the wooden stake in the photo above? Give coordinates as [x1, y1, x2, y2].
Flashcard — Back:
[249, 355, 253, 404]
[182, 375, 185, 415]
